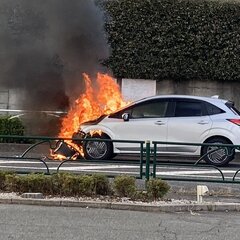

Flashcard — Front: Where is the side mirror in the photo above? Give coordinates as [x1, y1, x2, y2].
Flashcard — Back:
[122, 113, 130, 122]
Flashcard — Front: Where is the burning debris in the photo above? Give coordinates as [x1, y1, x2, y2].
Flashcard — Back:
[50, 73, 129, 160]
[51, 141, 80, 160]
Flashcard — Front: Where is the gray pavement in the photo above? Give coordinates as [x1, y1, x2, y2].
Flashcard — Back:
[1, 204, 240, 240]
[1, 143, 240, 213]
[0, 178, 239, 213]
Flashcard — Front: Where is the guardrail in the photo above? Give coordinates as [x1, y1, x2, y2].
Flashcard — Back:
[151, 140, 240, 184]
[0, 135, 240, 184]
[0, 135, 146, 179]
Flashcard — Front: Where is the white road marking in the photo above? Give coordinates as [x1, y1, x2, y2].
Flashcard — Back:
[155, 170, 236, 175]
[0, 161, 46, 164]
[0, 160, 239, 180]
[0, 166, 137, 175]
[0, 165, 138, 170]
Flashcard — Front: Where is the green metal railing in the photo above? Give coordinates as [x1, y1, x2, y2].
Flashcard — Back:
[151, 140, 240, 184]
[0, 135, 146, 179]
[0, 135, 240, 184]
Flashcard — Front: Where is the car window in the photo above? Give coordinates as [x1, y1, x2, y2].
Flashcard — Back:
[131, 101, 168, 118]
[205, 102, 225, 115]
[174, 101, 203, 117]
[109, 99, 169, 119]
[225, 101, 240, 116]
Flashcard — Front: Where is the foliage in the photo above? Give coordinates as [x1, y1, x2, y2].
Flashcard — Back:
[0, 172, 170, 200]
[146, 178, 170, 200]
[3, 173, 51, 194]
[0, 171, 14, 190]
[0, 116, 25, 142]
[104, 0, 240, 81]
[51, 173, 95, 197]
[113, 175, 137, 197]
[92, 173, 111, 195]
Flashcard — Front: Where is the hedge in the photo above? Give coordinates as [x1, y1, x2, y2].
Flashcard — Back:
[0, 172, 170, 200]
[0, 116, 25, 143]
[103, 0, 240, 82]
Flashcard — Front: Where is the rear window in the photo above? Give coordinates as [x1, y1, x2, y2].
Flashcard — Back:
[226, 101, 240, 116]
[205, 102, 225, 115]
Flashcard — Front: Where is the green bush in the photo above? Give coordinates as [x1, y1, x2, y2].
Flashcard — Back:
[0, 171, 170, 201]
[92, 174, 111, 195]
[4, 174, 20, 192]
[113, 175, 136, 197]
[77, 175, 95, 196]
[3, 173, 52, 194]
[133, 190, 149, 201]
[104, 0, 240, 81]
[146, 178, 170, 200]
[51, 173, 80, 196]
[50, 173, 111, 197]
[22, 174, 52, 195]
[0, 116, 25, 143]
[0, 171, 14, 191]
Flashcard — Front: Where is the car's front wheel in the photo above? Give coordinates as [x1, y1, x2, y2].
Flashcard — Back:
[83, 134, 113, 160]
[201, 137, 234, 166]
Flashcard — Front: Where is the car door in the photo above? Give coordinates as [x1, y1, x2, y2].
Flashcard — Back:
[167, 99, 212, 153]
[106, 98, 171, 152]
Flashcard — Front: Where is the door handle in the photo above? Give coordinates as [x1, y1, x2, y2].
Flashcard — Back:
[155, 121, 166, 125]
[198, 120, 209, 125]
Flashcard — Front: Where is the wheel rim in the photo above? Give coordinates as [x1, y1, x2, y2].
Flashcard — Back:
[206, 143, 228, 164]
[86, 140, 108, 159]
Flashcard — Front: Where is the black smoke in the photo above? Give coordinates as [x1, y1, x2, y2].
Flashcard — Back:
[0, 0, 109, 111]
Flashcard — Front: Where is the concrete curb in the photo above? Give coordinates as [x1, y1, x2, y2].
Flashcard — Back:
[0, 197, 240, 212]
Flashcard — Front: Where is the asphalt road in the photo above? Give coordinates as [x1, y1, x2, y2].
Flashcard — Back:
[0, 204, 240, 240]
[0, 153, 240, 182]
[1, 143, 240, 201]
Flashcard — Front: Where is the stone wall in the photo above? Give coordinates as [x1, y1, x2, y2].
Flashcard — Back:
[156, 79, 240, 108]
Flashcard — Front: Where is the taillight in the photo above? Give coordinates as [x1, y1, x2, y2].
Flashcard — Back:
[227, 119, 240, 126]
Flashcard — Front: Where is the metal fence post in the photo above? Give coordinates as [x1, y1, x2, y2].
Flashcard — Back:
[140, 142, 144, 179]
[145, 140, 150, 181]
[153, 143, 157, 178]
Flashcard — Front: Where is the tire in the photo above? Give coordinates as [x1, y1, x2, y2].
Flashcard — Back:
[83, 134, 113, 160]
[201, 137, 235, 167]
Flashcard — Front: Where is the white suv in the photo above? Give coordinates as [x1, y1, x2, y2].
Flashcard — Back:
[73, 95, 240, 166]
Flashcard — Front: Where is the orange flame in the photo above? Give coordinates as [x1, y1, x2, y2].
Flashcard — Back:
[51, 72, 129, 160]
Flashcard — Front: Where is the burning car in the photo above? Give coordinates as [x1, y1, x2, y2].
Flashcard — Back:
[51, 73, 129, 160]
[72, 94, 240, 167]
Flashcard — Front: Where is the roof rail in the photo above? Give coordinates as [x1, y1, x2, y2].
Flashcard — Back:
[211, 95, 219, 99]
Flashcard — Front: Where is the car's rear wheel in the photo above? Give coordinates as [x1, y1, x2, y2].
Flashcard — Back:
[201, 137, 234, 166]
[83, 134, 113, 160]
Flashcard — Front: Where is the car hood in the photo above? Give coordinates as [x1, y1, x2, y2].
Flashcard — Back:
[81, 115, 107, 126]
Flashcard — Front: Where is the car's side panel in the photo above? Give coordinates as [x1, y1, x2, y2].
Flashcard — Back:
[106, 117, 168, 152]
[167, 115, 212, 153]
[207, 114, 240, 145]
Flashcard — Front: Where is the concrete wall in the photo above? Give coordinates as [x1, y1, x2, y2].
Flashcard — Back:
[120, 78, 156, 101]
[156, 79, 240, 108]
[120, 78, 240, 108]
[0, 89, 9, 109]
[0, 88, 26, 111]
[2, 79, 240, 111]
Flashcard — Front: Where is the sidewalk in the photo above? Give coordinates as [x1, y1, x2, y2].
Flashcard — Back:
[1, 196, 240, 213]
[1, 180, 240, 213]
